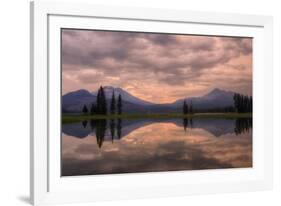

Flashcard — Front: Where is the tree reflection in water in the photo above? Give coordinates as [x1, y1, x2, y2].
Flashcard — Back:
[83, 118, 123, 148]
[81, 120, 88, 128]
[182, 118, 193, 132]
[183, 118, 188, 132]
[182, 117, 252, 136]
[110, 119, 115, 143]
[117, 118, 122, 139]
[77, 117, 252, 148]
[234, 118, 252, 135]
[95, 119, 107, 148]
[62, 117, 253, 176]
[90, 119, 95, 130]
[190, 118, 193, 129]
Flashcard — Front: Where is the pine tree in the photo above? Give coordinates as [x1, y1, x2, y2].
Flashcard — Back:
[189, 101, 193, 114]
[110, 90, 116, 115]
[249, 96, 252, 113]
[183, 100, 188, 114]
[96, 86, 107, 115]
[117, 94, 122, 115]
[82, 105, 88, 114]
[90, 103, 97, 115]
[96, 88, 102, 114]
[233, 93, 252, 113]
[100, 86, 107, 115]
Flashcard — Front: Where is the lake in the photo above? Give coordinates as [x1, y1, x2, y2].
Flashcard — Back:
[62, 117, 252, 176]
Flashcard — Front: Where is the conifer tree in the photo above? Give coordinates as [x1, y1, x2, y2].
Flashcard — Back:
[96, 86, 107, 115]
[183, 100, 188, 114]
[110, 90, 116, 114]
[90, 103, 97, 115]
[100, 86, 107, 115]
[233, 93, 252, 113]
[96, 88, 102, 114]
[189, 101, 193, 114]
[117, 94, 122, 115]
[82, 105, 88, 114]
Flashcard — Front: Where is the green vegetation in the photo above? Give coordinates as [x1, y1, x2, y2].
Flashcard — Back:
[62, 112, 252, 124]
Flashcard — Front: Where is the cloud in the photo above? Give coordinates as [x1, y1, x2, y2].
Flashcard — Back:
[62, 29, 252, 103]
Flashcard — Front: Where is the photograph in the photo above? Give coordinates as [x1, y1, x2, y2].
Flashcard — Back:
[61, 29, 253, 176]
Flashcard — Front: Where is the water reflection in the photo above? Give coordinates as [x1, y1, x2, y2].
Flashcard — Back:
[96, 119, 106, 148]
[63, 118, 252, 142]
[110, 119, 115, 142]
[183, 118, 188, 132]
[117, 119, 122, 139]
[81, 120, 88, 128]
[183, 118, 195, 131]
[235, 118, 252, 135]
[62, 117, 252, 176]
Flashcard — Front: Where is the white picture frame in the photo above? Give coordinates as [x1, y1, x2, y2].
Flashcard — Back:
[30, 0, 273, 205]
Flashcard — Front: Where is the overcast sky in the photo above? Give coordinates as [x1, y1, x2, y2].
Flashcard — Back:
[62, 29, 252, 104]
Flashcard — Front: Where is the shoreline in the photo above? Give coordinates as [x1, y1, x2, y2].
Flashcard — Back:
[62, 113, 252, 124]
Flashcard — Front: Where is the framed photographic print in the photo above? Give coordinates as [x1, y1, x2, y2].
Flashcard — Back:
[30, 1, 273, 205]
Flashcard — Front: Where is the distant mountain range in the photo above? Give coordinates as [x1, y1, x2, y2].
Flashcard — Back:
[91, 86, 154, 106]
[62, 86, 235, 113]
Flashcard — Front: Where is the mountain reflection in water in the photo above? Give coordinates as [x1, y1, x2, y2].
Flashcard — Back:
[62, 118, 252, 176]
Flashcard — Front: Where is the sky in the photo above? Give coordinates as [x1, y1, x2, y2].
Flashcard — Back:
[62, 29, 252, 104]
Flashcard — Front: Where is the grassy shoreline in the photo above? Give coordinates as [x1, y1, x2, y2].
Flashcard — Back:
[62, 113, 252, 124]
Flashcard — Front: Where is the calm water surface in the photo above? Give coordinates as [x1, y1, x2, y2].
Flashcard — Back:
[62, 118, 252, 176]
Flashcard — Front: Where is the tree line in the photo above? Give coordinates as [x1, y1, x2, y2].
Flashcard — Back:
[233, 93, 252, 113]
[182, 100, 193, 114]
[81, 88, 252, 115]
[182, 93, 252, 114]
[82, 86, 122, 115]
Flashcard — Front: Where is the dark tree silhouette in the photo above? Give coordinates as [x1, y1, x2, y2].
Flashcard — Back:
[117, 94, 122, 115]
[100, 86, 107, 115]
[110, 90, 116, 115]
[189, 101, 193, 114]
[82, 105, 88, 114]
[183, 100, 188, 114]
[233, 93, 252, 113]
[249, 96, 253, 113]
[96, 86, 107, 115]
[96, 88, 102, 114]
[90, 103, 97, 115]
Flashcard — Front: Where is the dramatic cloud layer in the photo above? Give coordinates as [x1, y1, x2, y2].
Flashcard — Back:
[62, 29, 252, 103]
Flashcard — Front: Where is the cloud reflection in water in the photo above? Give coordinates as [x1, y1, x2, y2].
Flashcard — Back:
[62, 118, 252, 176]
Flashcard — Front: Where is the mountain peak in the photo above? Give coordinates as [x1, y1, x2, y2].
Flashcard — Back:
[62, 87, 236, 113]
[204, 88, 234, 99]
[210, 88, 223, 93]
[66, 89, 91, 96]
[90, 86, 154, 106]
